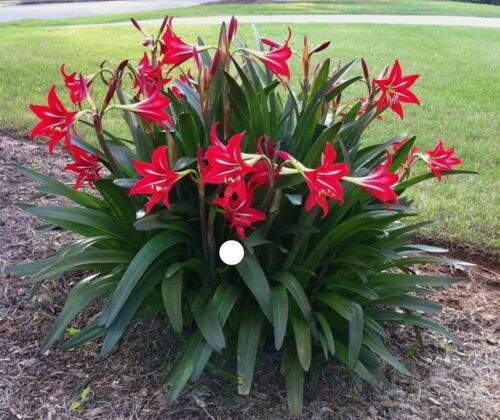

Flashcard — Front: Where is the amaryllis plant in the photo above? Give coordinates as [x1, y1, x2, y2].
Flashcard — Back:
[9, 17, 473, 414]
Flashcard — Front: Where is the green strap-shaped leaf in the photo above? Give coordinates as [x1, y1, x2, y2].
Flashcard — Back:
[101, 231, 185, 327]
[348, 303, 363, 369]
[162, 267, 184, 333]
[166, 332, 205, 402]
[100, 268, 167, 355]
[315, 292, 363, 367]
[372, 295, 441, 314]
[237, 305, 264, 396]
[303, 214, 376, 280]
[315, 291, 353, 320]
[290, 313, 311, 372]
[178, 112, 202, 156]
[363, 331, 410, 375]
[272, 286, 289, 350]
[193, 298, 226, 353]
[31, 250, 132, 283]
[19, 204, 137, 245]
[63, 323, 107, 350]
[94, 179, 139, 226]
[7, 236, 114, 277]
[284, 345, 304, 415]
[16, 165, 103, 210]
[368, 273, 459, 289]
[334, 341, 377, 384]
[365, 309, 461, 345]
[236, 249, 273, 323]
[322, 274, 379, 300]
[191, 283, 241, 382]
[42, 273, 118, 352]
[376, 255, 473, 271]
[315, 312, 335, 357]
[273, 271, 313, 324]
[395, 170, 477, 192]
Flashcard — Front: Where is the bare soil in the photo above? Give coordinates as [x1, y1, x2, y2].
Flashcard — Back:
[0, 136, 499, 419]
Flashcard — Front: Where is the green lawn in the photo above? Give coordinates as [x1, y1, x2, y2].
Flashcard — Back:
[3, 0, 500, 27]
[0, 22, 498, 250]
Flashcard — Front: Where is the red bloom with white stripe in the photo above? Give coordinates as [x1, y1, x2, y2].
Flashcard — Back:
[347, 151, 399, 209]
[130, 146, 182, 213]
[214, 191, 266, 240]
[121, 83, 172, 128]
[161, 17, 195, 67]
[60, 65, 90, 106]
[202, 123, 256, 200]
[425, 140, 462, 181]
[64, 145, 102, 189]
[134, 53, 166, 97]
[29, 85, 79, 154]
[257, 28, 292, 79]
[302, 143, 349, 217]
[373, 60, 420, 120]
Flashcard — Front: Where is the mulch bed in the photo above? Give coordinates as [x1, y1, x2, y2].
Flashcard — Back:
[1, 136, 499, 419]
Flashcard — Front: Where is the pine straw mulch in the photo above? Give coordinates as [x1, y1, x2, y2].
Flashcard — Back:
[0, 135, 499, 419]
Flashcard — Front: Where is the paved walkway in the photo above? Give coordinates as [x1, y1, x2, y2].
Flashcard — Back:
[0, 0, 213, 23]
[101, 14, 500, 29]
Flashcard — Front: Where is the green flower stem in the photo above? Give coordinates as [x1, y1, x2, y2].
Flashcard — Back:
[92, 114, 122, 177]
[198, 183, 217, 284]
[207, 205, 218, 284]
[114, 87, 141, 147]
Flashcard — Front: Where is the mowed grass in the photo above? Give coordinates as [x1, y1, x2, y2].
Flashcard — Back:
[3, 0, 500, 27]
[0, 23, 498, 249]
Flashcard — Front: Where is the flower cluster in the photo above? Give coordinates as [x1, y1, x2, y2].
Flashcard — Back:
[29, 16, 462, 239]
[21, 16, 472, 414]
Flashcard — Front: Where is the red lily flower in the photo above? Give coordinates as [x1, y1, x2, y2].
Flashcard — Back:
[202, 123, 256, 200]
[247, 160, 272, 190]
[129, 145, 181, 214]
[373, 60, 420, 120]
[134, 53, 166, 97]
[64, 145, 102, 189]
[302, 143, 350, 217]
[350, 151, 399, 209]
[425, 140, 462, 181]
[122, 83, 172, 128]
[60, 65, 90, 106]
[214, 191, 266, 240]
[161, 17, 195, 67]
[29, 85, 78, 154]
[247, 136, 274, 189]
[257, 28, 292, 79]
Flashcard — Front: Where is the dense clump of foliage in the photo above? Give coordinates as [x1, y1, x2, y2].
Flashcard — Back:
[9, 16, 472, 413]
